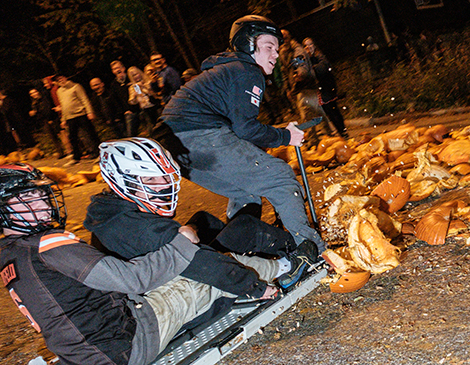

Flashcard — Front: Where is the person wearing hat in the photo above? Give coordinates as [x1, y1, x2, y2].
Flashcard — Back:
[181, 68, 198, 84]
[159, 15, 326, 288]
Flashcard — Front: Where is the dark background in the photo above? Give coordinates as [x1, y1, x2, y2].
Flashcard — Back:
[1, 0, 469, 117]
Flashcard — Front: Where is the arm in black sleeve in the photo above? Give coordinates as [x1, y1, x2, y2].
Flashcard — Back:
[228, 72, 291, 148]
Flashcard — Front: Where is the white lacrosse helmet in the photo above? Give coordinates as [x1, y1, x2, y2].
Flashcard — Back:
[99, 138, 181, 216]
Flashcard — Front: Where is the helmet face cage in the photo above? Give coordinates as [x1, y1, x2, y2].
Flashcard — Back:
[0, 164, 67, 234]
[230, 15, 283, 55]
[122, 171, 181, 216]
[100, 138, 182, 216]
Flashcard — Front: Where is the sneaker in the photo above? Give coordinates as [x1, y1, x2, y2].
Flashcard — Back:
[277, 240, 319, 289]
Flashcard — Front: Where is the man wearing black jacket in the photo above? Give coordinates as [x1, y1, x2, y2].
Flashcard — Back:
[109, 60, 139, 137]
[89, 77, 125, 138]
[0, 163, 277, 365]
[84, 138, 309, 293]
[159, 15, 326, 287]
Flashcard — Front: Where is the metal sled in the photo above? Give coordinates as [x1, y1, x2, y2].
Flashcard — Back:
[151, 261, 326, 365]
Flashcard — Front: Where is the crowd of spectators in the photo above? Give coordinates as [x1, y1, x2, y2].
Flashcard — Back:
[0, 53, 198, 165]
[2, 31, 351, 161]
[2, 28, 444, 162]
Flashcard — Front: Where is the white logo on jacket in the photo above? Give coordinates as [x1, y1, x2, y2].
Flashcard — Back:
[245, 85, 263, 108]
[251, 96, 260, 106]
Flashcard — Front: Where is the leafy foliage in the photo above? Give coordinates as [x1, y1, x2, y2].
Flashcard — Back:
[248, 0, 272, 15]
[36, 0, 126, 73]
[335, 26, 470, 118]
[92, 0, 149, 37]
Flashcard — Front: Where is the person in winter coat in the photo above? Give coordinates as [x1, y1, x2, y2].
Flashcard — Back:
[54, 74, 101, 164]
[0, 162, 279, 365]
[89, 77, 126, 139]
[84, 137, 317, 292]
[28, 88, 65, 158]
[149, 53, 181, 105]
[158, 15, 326, 288]
[127, 66, 161, 136]
[302, 37, 348, 139]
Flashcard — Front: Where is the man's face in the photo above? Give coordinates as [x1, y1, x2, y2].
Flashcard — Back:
[129, 69, 142, 83]
[150, 54, 165, 71]
[111, 63, 127, 80]
[29, 89, 41, 100]
[56, 76, 67, 87]
[253, 34, 279, 75]
[134, 176, 171, 200]
[90, 78, 105, 95]
[303, 39, 315, 56]
[7, 190, 51, 228]
[144, 65, 157, 79]
[43, 78, 52, 89]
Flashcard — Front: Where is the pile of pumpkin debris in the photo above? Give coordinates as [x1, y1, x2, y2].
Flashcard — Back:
[268, 123, 470, 294]
[0, 148, 102, 188]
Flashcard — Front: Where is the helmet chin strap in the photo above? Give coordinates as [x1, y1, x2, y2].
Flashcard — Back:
[130, 195, 155, 214]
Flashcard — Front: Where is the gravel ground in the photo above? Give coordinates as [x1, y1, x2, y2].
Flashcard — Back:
[219, 214, 470, 365]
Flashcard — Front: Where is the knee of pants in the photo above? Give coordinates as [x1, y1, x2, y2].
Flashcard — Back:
[271, 164, 302, 190]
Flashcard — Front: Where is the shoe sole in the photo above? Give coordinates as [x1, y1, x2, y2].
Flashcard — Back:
[278, 259, 309, 289]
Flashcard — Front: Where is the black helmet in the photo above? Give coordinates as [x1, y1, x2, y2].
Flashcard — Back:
[229, 15, 283, 55]
[0, 163, 67, 234]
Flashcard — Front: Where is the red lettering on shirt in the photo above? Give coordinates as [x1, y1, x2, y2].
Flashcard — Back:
[1, 263, 17, 287]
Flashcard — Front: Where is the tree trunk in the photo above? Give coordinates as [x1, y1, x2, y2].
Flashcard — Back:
[124, 32, 150, 61]
[372, 0, 391, 46]
[148, 0, 194, 70]
[286, 0, 298, 19]
[28, 34, 59, 73]
[142, 14, 158, 54]
[171, 1, 199, 70]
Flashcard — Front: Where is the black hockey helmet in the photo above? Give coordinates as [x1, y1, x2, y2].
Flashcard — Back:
[0, 163, 67, 234]
[229, 15, 283, 55]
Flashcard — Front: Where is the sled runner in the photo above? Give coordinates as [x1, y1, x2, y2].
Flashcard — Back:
[151, 260, 326, 365]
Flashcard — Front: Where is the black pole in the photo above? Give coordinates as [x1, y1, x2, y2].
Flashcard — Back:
[295, 145, 318, 227]
[294, 117, 323, 230]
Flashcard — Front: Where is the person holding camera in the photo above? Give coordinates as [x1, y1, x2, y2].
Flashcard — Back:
[278, 29, 312, 105]
[149, 53, 181, 105]
[303, 37, 348, 139]
[127, 66, 161, 136]
[279, 30, 332, 145]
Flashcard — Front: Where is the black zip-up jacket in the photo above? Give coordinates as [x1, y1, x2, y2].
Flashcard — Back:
[161, 51, 291, 149]
[84, 192, 182, 259]
[109, 77, 139, 116]
[84, 192, 267, 298]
